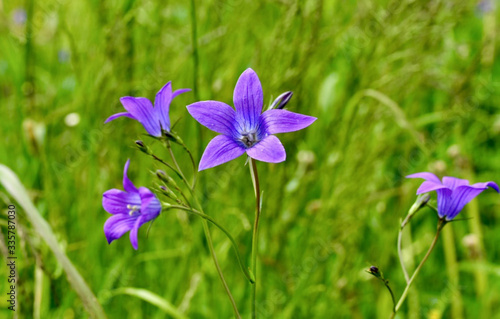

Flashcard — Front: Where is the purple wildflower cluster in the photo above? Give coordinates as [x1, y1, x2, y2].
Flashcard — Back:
[102, 68, 316, 249]
[102, 68, 498, 252]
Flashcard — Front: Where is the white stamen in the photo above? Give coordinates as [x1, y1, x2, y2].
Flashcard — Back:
[127, 205, 140, 216]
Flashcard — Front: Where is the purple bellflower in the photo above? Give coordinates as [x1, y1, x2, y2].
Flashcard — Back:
[105, 82, 190, 137]
[102, 160, 161, 250]
[407, 172, 499, 221]
[187, 68, 317, 170]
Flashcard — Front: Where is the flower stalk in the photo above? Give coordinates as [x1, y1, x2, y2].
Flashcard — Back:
[391, 219, 447, 318]
[165, 140, 242, 318]
[163, 204, 255, 283]
[397, 194, 431, 283]
[249, 158, 262, 319]
[366, 266, 396, 313]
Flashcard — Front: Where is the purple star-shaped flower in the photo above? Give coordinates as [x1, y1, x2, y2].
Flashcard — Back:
[187, 68, 317, 170]
[102, 160, 161, 250]
[105, 82, 190, 137]
[406, 172, 499, 220]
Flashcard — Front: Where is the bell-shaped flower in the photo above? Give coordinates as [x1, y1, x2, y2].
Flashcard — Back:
[407, 172, 499, 220]
[105, 82, 190, 137]
[102, 160, 161, 249]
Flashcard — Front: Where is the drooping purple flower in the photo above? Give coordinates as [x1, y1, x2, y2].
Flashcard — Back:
[105, 82, 190, 137]
[187, 68, 317, 170]
[102, 159, 161, 250]
[406, 172, 499, 221]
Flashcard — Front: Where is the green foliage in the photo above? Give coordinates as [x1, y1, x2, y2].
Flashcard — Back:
[1, 0, 500, 318]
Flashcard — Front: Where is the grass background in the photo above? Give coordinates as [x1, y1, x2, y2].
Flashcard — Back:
[1, 0, 500, 318]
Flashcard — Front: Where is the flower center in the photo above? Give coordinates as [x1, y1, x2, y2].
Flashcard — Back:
[127, 204, 140, 216]
[239, 132, 259, 148]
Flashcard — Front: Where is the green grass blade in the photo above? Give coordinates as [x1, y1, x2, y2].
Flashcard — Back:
[0, 164, 107, 319]
[110, 288, 187, 319]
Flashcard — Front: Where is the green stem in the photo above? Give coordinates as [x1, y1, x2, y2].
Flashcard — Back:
[165, 140, 196, 190]
[202, 221, 241, 319]
[384, 280, 396, 313]
[150, 153, 182, 179]
[165, 141, 241, 318]
[249, 158, 261, 319]
[397, 227, 410, 283]
[391, 219, 446, 318]
[189, 0, 203, 161]
[165, 205, 255, 283]
[182, 144, 197, 189]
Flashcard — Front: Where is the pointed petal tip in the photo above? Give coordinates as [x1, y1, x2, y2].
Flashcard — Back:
[405, 172, 441, 183]
[488, 181, 500, 193]
[260, 110, 316, 134]
[124, 159, 131, 172]
[123, 159, 138, 193]
[129, 218, 143, 250]
[105, 235, 114, 245]
[104, 112, 136, 124]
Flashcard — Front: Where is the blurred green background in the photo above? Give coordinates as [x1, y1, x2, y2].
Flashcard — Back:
[1, 0, 500, 318]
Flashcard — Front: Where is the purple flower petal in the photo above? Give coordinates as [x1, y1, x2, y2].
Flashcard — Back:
[442, 176, 469, 189]
[104, 214, 137, 244]
[233, 68, 263, 130]
[436, 189, 451, 219]
[104, 112, 136, 124]
[187, 101, 237, 135]
[172, 88, 191, 100]
[102, 189, 141, 214]
[120, 97, 161, 136]
[445, 185, 490, 220]
[129, 215, 145, 250]
[246, 135, 286, 163]
[123, 159, 138, 193]
[199, 135, 246, 171]
[470, 181, 500, 192]
[408, 172, 499, 220]
[406, 172, 442, 184]
[416, 181, 451, 195]
[260, 109, 317, 134]
[154, 82, 173, 132]
[139, 187, 161, 221]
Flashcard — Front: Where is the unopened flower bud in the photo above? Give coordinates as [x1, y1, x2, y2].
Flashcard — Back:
[135, 140, 152, 155]
[156, 170, 178, 188]
[268, 91, 293, 110]
[402, 193, 431, 228]
[408, 193, 430, 216]
[366, 265, 384, 280]
[159, 185, 178, 201]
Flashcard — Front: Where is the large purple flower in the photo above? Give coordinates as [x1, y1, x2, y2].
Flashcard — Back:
[406, 172, 499, 220]
[187, 68, 317, 170]
[105, 82, 190, 137]
[102, 160, 161, 249]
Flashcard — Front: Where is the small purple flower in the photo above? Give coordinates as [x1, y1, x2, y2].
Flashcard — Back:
[477, 0, 494, 14]
[102, 160, 161, 250]
[58, 50, 70, 63]
[12, 8, 27, 25]
[187, 68, 317, 170]
[105, 82, 190, 137]
[406, 172, 499, 221]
